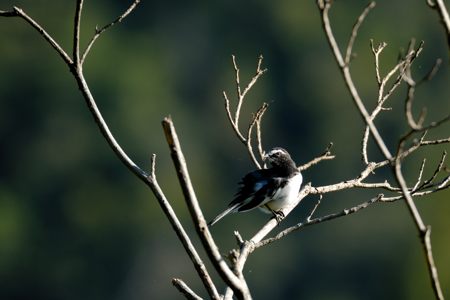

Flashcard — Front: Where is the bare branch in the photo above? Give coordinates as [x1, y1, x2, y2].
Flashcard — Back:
[240, 55, 267, 112]
[150, 154, 157, 180]
[416, 151, 447, 191]
[223, 184, 313, 299]
[223, 56, 269, 168]
[162, 117, 250, 299]
[370, 39, 387, 86]
[380, 41, 423, 103]
[0, 7, 72, 65]
[234, 231, 245, 247]
[345, 2, 376, 64]
[172, 278, 203, 300]
[298, 142, 335, 171]
[317, 0, 393, 160]
[428, 0, 450, 50]
[307, 195, 323, 222]
[404, 49, 442, 130]
[81, 0, 141, 65]
[394, 154, 444, 300]
[146, 156, 220, 299]
[318, 2, 446, 296]
[421, 137, 450, 145]
[232, 55, 267, 129]
[412, 158, 427, 191]
[223, 91, 246, 142]
[418, 58, 442, 85]
[255, 104, 268, 162]
[256, 194, 383, 248]
[73, 0, 84, 66]
[0, 5, 222, 298]
[247, 103, 269, 168]
[362, 127, 370, 164]
[312, 160, 389, 194]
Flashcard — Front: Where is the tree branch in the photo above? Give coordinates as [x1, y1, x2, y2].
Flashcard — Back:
[0, 4, 222, 299]
[256, 194, 383, 248]
[223, 55, 268, 169]
[317, 1, 447, 299]
[0, 7, 72, 65]
[81, 0, 141, 65]
[427, 0, 450, 50]
[317, 0, 393, 160]
[393, 154, 444, 300]
[73, 0, 84, 66]
[298, 142, 335, 171]
[172, 278, 203, 300]
[162, 117, 250, 300]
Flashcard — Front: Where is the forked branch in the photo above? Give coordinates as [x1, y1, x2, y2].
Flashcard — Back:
[317, 1, 447, 299]
[223, 55, 268, 168]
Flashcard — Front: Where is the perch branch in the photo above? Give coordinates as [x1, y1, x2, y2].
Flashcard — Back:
[257, 194, 383, 248]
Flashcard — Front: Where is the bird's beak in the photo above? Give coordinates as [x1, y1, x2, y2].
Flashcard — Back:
[262, 152, 268, 161]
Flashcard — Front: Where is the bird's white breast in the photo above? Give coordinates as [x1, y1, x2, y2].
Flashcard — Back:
[261, 172, 303, 213]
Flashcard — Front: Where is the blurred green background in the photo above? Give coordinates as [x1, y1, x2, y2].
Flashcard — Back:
[0, 0, 449, 299]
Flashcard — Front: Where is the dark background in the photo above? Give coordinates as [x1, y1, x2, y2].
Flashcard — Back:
[0, 0, 449, 299]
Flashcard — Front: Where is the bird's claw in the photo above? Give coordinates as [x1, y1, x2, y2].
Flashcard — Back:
[273, 210, 285, 225]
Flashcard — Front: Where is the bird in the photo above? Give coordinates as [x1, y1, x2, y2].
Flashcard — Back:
[208, 147, 303, 226]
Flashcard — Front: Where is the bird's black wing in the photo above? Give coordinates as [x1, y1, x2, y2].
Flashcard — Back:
[228, 169, 284, 212]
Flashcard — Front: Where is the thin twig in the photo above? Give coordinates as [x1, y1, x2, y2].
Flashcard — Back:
[307, 195, 323, 222]
[416, 151, 447, 191]
[223, 91, 246, 142]
[150, 154, 157, 179]
[370, 39, 387, 86]
[73, 0, 84, 66]
[412, 158, 427, 191]
[298, 143, 335, 171]
[255, 103, 268, 162]
[81, 0, 141, 64]
[247, 103, 269, 169]
[345, 2, 376, 65]
[0, 7, 72, 65]
[420, 137, 450, 145]
[172, 278, 203, 300]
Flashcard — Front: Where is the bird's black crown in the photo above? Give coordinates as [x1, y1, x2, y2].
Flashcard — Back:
[264, 147, 297, 173]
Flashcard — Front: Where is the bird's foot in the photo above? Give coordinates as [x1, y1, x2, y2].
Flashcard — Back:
[271, 210, 285, 225]
[265, 205, 285, 225]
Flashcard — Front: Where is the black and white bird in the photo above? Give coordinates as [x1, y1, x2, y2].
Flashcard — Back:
[208, 147, 302, 226]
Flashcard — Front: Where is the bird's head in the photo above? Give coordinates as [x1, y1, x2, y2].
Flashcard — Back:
[264, 147, 295, 169]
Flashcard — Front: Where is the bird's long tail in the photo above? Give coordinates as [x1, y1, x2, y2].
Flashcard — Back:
[208, 203, 240, 227]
